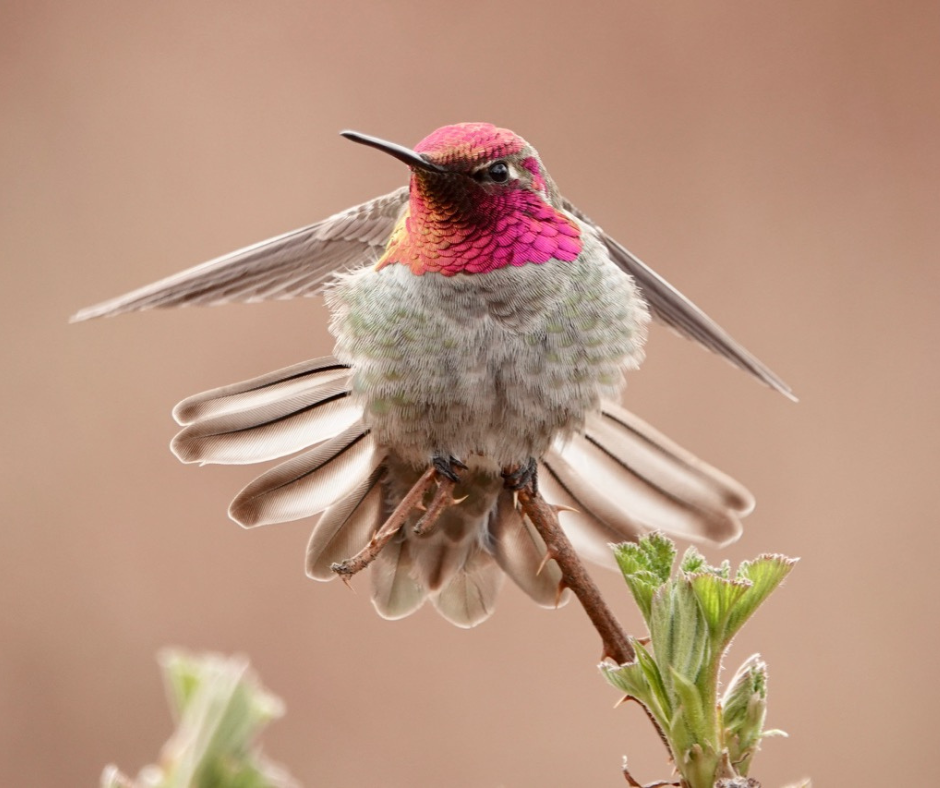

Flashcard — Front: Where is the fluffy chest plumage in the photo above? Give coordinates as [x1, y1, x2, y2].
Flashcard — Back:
[326, 224, 649, 469]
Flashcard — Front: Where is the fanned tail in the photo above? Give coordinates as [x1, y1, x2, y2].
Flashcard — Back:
[543, 401, 754, 563]
[171, 360, 753, 627]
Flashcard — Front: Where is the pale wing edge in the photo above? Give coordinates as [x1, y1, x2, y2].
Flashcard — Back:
[71, 187, 408, 322]
[564, 200, 795, 400]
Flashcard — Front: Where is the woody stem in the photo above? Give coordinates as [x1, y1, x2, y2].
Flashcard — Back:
[413, 477, 457, 536]
[331, 467, 437, 577]
[516, 487, 635, 665]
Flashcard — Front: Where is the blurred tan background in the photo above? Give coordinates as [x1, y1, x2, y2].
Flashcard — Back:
[2, 1, 937, 785]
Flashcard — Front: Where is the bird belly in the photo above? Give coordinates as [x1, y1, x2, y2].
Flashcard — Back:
[326, 231, 649, 471]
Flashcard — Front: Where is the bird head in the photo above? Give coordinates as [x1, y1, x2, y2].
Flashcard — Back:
[342, 123, 583, 276]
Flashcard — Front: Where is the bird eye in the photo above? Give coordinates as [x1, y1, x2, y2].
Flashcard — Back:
[487, 161, 510, 183]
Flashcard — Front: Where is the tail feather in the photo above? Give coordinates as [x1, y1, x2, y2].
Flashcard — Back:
[430, 548, 504, 628]
[371, 535, 426, 621]
[172, 378, 360, 465]
[537, 458, 641, 569]
[545, 401, 752, 547]
[591, 403, 754, 515]
[173, 356, 349, 425]
[305, 464, 386, 580]
[413, 532, 470, 594]
[489, 492, 568, 609]
[556, 433, 740, 545]
[228, 424, 380, 528]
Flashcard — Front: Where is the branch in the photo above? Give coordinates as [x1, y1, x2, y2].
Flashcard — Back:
[517, 487, 635, 665]
[331, 467, 437, 577]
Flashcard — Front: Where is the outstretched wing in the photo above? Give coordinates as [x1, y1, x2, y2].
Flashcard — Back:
[565, 200, 795, 400]
[72, 183, 792, 399]
[71, 187, 409, 322]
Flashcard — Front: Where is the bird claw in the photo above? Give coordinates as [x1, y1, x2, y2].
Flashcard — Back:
[502, 457, 538, 492]
[330, 466, 437, 580]
[432, 455, 465, 483]
[414, 478, 463, 536]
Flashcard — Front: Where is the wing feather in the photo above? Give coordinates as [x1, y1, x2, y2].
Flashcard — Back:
[564, 200, 795, 400]
[71, 188, 408, 321]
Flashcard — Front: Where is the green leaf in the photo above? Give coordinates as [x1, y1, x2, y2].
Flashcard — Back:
[612, 532, 676, 584]
[725, 555, 797, 640]
[687, 572, 750, 646]
[634, 641, 673, 723]
[679, 546, 707, 575]
[649, 581, 709, 689]
[669, 665, 712, 749]
[162, 651, 203, 721]
[722, 655, 766, 732]
[109, 650, 297, 788]
[602, 659, 650, 699]
[612, 534, 677, 625]
[602, 640, 673, 729]
[604, 536, 798, 788]
[680, 547, 733, 580]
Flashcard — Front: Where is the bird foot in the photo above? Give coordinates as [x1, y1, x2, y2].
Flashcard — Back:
[331, 466, 438, 578]
[415, 456, 468, 536]
[331, 458, 470, 577]
[414, 478, 459, 536]
[502, 456, 538, 492]
[432, 454, 467, 483]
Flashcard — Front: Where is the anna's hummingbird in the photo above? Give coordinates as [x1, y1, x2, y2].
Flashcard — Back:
[73, 123, 792, 627]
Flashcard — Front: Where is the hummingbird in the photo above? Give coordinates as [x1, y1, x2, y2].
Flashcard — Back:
[73, 123, 793, 628]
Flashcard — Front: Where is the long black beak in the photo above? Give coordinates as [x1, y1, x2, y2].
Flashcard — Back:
[340, 130, 448, 174]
